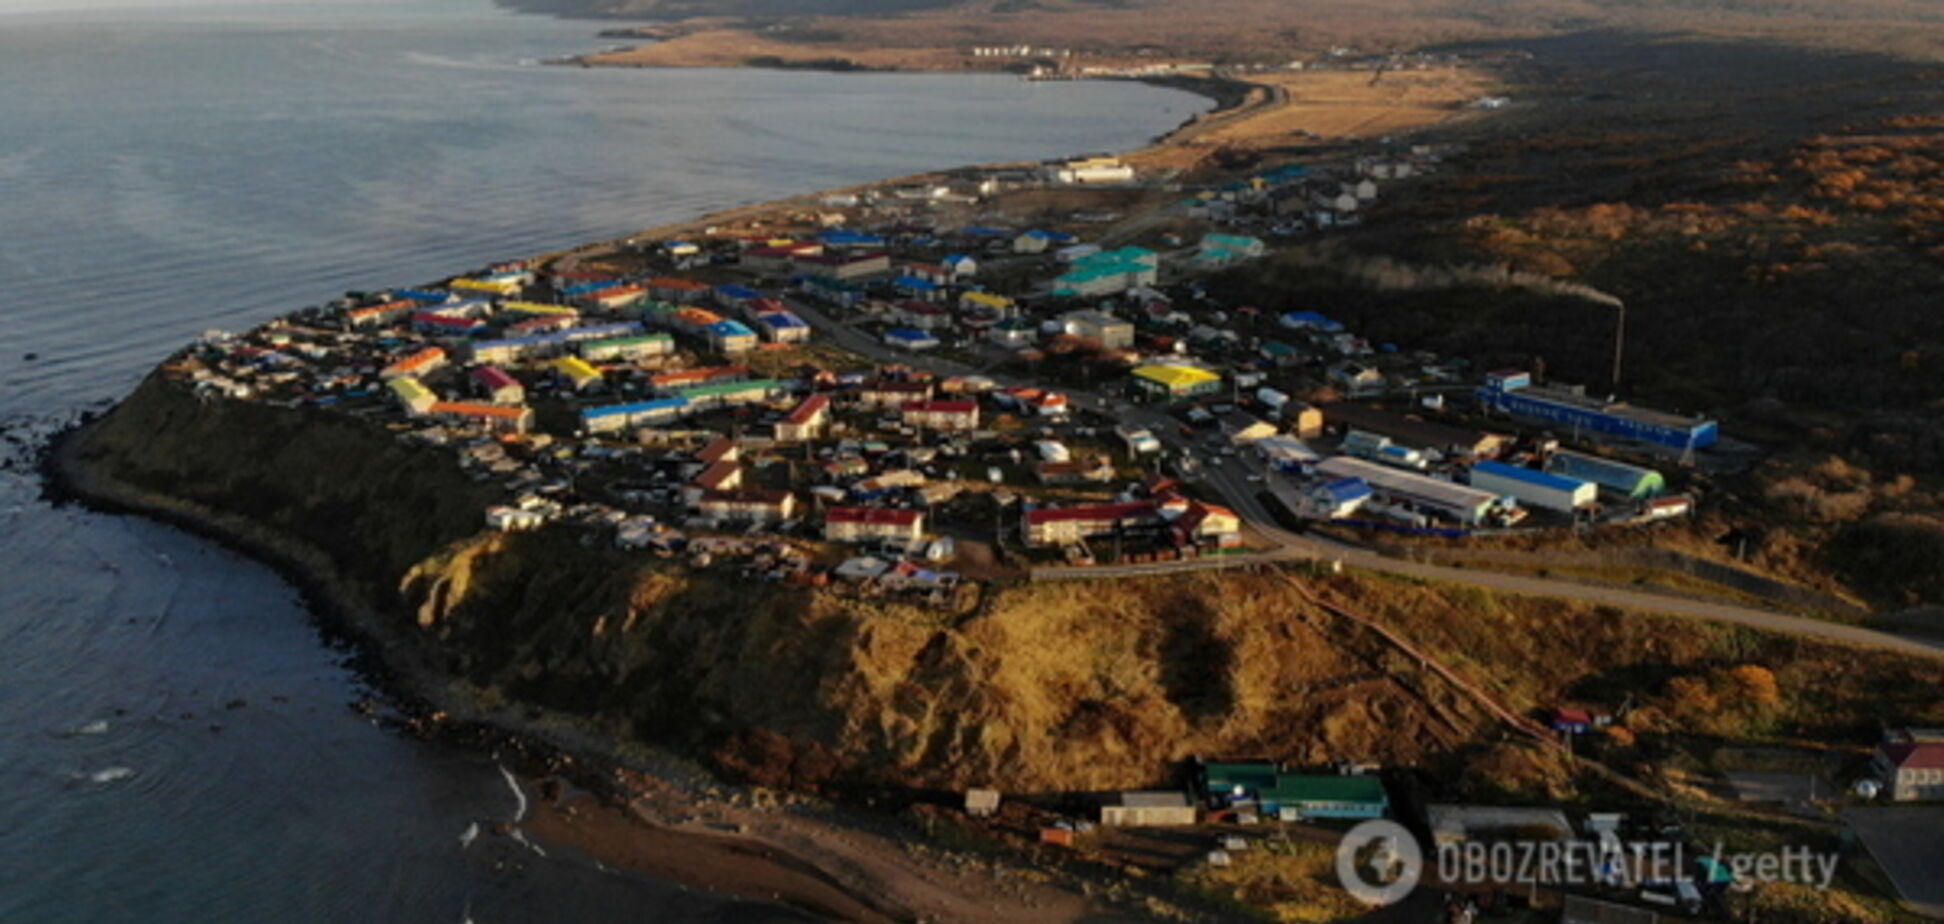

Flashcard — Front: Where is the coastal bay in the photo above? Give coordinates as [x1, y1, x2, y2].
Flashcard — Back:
[1, 3, 1207, 920]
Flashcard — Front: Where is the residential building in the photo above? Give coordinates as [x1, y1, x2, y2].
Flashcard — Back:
[647, 276, 711, 303]
[794, 251, 891, 280]
[883, 328, 940, 351]
[960, 290, 1013, 314]
[988, 317, 1037, 347]
[1060, 309, 1134, 350]
[902, 400, 980, 431]
[753, 311, 810, 343]
[470, 366, 524, 405]
[1048, 156, 1135, 185]
[428, 401, 532, 434]
[345, 299, 416, 328]
[579, 333, 675, 362]
[699, 488, 796, 524]
[774, 394, 830, 442]
[823, 507, 925, 544]
[1874, 729, 1944, 801]
[892, 300, 954, 331]
[672, 378, 779, 411]
[707, 319, 758, 355]
[856, 381, 933, 409]
[552, 356, 602, 391]
[1036, 457, 1115, 485]
[380, 346, 446, 379]
[1197, 233, 1266, 266]
[579, 397, 689, 434]
[388, 376, 437, 415]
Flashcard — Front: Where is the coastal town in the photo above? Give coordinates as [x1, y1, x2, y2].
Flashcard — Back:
[141, 129, 1944, 921]
[170, 141, 1724, 588]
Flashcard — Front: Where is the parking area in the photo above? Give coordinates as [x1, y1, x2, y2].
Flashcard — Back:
[1844, 806, 1944, 918]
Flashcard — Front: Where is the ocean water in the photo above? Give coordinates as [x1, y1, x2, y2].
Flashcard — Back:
[0, 3, 1205, 920]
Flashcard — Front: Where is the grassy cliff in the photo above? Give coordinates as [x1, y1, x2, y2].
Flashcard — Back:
[66, 378, 1944, 802]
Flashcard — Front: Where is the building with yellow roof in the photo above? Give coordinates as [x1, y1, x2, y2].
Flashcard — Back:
[552, 356, 603, 390]
[1130, 364, 1222, 399]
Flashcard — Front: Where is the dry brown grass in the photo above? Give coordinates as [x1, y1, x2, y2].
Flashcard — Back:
[1196, 67, 1497, 144]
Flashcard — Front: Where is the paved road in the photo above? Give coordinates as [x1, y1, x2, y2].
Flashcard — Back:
[785, 296, 1944, 660]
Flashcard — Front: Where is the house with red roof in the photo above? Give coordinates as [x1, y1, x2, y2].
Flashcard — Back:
[775, 394, 831, 442]
[902, 400, 980, 432]
[1874, 728, 1944, 801]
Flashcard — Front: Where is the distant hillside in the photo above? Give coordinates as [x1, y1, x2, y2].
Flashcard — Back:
[500, 0, 1942, 62]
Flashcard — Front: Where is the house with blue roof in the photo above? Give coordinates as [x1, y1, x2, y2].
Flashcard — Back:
[893, 275, 944, 302]
[580, 396, 690, 434]
[1280, 310, 1344, 332]
[706, 319, 757, 355]
[941, 254, 977, 279]
[712, 284, 763, 310]
[818, 229, 887, 249]
[883, 327, 939, 351]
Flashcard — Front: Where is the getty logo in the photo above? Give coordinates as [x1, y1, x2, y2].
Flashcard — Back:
[1335, 819, 1424, 906]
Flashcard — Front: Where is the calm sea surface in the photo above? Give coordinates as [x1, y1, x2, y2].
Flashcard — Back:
[0, 3, 1204, 920]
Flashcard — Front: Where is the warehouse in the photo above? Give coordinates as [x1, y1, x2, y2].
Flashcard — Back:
[1314, 456, 1504, 525]
[1321, 403, 1507, 459]
[1099, 791, 1197, 827]
[1545, 450, 1665, 499]
[1477, 370, 1718, 451]
[1130, 364, 1222, 400]
[579, 396, 689, 434]
[1469, 459, 1596, 513]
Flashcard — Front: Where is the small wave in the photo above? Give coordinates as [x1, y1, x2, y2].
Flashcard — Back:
[70, 766, 136, 785]
[72, 719, 110, 736]
[509, 827, 546, 858]
[497, 764, 526, 823]
[458, 821, 479, 850]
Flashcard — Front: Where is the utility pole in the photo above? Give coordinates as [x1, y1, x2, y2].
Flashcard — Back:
[1611, 300, 1626, 389]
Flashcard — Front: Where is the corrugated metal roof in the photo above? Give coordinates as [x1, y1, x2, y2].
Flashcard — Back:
[1472, 459, 1588, 494]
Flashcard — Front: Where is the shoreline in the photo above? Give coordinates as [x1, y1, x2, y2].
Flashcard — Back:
[28, 59, 1252, 920]
[42, 397, 1145, 920]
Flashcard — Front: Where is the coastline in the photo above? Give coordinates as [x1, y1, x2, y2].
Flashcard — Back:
[29, 60, 1258, 919]
[43, 372, 1144, 920]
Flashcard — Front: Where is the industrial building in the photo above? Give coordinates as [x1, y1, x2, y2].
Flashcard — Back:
[1469, 459, 1596, 513]
[1313, 456, 1504, 525]
[1545, 450, 1666, 499]
[1477, 370, 1718, 451]
[1321, 403, 1506, 458]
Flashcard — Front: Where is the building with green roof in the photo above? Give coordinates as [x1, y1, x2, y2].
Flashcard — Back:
[1197, 759, 1388, 821]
